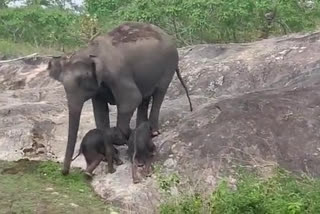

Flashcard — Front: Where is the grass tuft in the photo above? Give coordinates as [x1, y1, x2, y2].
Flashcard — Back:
[158, 168, 320, 214]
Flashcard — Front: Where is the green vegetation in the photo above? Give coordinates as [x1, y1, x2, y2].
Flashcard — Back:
[1, 0, 320, 57]
[157, 172, 181, 193]
[0, 39, 61, 56]
[88, 0, 320, 45]
[0, 159, 114, 213]
[158, 168, 320, 214]
[0, 7, 82, 49]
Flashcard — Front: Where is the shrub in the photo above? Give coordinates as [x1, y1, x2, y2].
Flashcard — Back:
[0, 6, 81, 49]
[159, 169, 320, 214]
[86, 0, 320, 46]
[2, 0, 320, 52]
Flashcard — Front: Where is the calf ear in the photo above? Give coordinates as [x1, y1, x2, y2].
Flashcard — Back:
[89, 55, 104, 86]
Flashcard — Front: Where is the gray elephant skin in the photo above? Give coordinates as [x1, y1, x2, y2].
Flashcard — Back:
[71, 128, 123, 177]
[47, 21, 193, 175]
[127, 121, 156, 183]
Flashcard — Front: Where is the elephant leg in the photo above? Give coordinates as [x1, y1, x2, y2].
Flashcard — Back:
[136, 96, 151, 128]
[106, 151, 115, 174]
[117, 112, 135, 139]
[132, 162, 140, 184]
[149, 89, 167, 137]
[114, 156, 124, 166]
[114, 80, 142, 139]
[92, 94, 110, 130]
[113, 148, 123, 165]
[85, 154, 104, 175]
[62, 96, 84, 175]
[143, 158, 153, 177]
[105, 142, 116, 173]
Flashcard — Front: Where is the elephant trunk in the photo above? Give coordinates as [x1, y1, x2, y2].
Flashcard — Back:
[62, 98, 84, 175]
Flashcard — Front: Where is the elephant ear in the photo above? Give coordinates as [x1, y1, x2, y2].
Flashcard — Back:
[47, 56, 66, 82]
[89, 54, 105, 87]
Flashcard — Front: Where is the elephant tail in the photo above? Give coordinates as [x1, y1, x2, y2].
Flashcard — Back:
[71, 148, 82, 161]
[132, 131, 137, 163]
[175, 68, 193, 111]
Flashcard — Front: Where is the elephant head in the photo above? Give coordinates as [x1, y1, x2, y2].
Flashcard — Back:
[47, 54, 103, 92]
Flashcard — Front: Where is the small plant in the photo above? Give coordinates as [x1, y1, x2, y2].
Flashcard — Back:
[159, 193, 204, 214]
[157, 171, 181, 193]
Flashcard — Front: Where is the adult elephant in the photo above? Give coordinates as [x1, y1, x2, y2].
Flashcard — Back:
[47, 22, 193, 175]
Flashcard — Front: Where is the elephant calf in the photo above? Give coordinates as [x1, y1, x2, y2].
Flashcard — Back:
[127, 121, 156, 183]
[72, 128, 124, 178]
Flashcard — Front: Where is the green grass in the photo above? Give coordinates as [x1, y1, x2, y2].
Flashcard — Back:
[0, 159, 114, 214]
[158, 168, 320, 214]
[0, 39, 62, 58]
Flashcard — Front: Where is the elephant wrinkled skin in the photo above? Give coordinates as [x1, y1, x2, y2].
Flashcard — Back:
[47, 22, 192, 175]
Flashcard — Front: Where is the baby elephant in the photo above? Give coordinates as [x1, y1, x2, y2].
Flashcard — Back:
[72, 128, 123, 178]
[127, 121, 156, 183]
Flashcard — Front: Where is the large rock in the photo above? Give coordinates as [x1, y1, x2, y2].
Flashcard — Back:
[1, 31, 320, 213]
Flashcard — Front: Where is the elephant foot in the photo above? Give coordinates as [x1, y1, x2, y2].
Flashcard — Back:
[84, 172, 93, 180]
[145, 172, 152, 177]
[133, 177, 141, 184]
[115, 158, 124, 166]
[108, 167, 116, 174]
[143, 168, 153, 177]
[132, 169, 141, 183]
[151, 130, 160, 138]
[61, 168, 70, 176]
[132, 164, 141, 184]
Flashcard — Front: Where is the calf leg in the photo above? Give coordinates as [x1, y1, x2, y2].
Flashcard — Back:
[114, 157, 123, 165]
[142, 153, 154, 177]
[113, 151, 123, 166]
[85, 154, 104, 177]
[131, 138, 141, 183]
[107, 157, 115, 173]
[112, 147, 123, 165]
[149, 89, 168, 137]
[143, 160, 153, 177]
[132, 163, 140, 184]
[105, 145, 116, 173]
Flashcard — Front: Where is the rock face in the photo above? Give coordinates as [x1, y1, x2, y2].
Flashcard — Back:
[2, 32, 320, 213]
